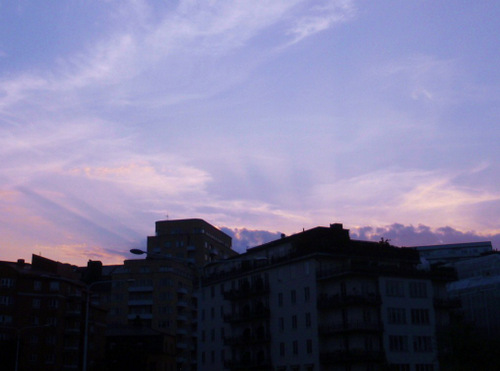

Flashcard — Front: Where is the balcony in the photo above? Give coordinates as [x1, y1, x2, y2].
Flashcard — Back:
[223, 283, 270, 300]
[223, 308, 270, 323]
[176, 327, 188, 335]
[320, 349, 385, 364]
[64, 327, 80, 334]
[223, 333, 271, 346]
[434, 297, 461, 308]
[224, 358, 272, 371]
[128, 299, 153, 306]
[127, 313, 152, 320]
[176, 342, 188, 349]
[128, 285, 153, 292]
[177, 300, 189, 308]
[65, 308, 81, 317]
[318, 293, 381, 309]
[319, 321, 383, 335]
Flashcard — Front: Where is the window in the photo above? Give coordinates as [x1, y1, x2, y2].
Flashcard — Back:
[292, 315, 298, 329]
[0, 278, 15, 288]
[0, 296, 13, 306]
[45, 353, 55, 364]
[47, 317, 57, 326]
[279, 317, 284, 331]
[0, 315, 13, 324]
[49, 299, 59, 309]
[389, 335, 408, 352]
[304, 287, 310, 302]
[49, 281, 60, 291]
[387, 308, 406, 324]
[411, 309, 430, 325]
[306, 339, 313, 354]
[278, 293, 283, 307]
[409, 282, 427, 298]
[386, 280, 404, 297]
[413, 336, 433, 352]
[34, 281, 42, 291]
[293, 340, 298, 355]
[280, 342, 285, 356]
[291, 290, 297, 304]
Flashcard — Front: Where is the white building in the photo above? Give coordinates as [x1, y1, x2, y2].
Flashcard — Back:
[198, 224, 455, 371]
[411, 242, 492, 265]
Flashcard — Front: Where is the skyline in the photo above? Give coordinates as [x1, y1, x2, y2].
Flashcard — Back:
[1, 1, 499, 265]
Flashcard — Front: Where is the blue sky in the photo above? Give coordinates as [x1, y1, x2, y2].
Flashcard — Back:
[1, 1, 499, 265]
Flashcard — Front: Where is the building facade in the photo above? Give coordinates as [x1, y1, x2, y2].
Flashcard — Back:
[411, 242, 493, 265]
[0, 255, 106, 371]
[101, 218, 238, 371]
[198, 224, 456, 371]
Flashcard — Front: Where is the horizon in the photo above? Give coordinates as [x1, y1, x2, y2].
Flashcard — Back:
[1, 1, 499, 266]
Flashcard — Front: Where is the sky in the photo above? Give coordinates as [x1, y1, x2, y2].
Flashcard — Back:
[1, 0, 499, 266]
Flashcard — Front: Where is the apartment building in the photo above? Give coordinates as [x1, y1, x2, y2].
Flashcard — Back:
[411, 242, 493, 265]
[101, 218, 238, 371]
[0, 255, 106, 371]
[198, 224, 456, 371]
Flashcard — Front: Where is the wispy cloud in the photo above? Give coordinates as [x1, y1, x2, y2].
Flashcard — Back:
[287, 0, 356, 44]
[377, 54, 458, 104]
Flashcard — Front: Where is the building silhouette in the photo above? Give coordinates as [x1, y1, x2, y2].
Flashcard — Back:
[0, 255, 106, 371]
[101, 218, 238, 371]
[4, 220, 496, 371]
[198, 224, 457, 371]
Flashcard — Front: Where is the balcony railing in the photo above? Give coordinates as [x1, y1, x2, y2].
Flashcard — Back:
[318, 293, 381, 309]
[320, 349, 385, 364]
[434, 297, 461, 308]
[319, 321, 383, 334]
[224, 358, 272, 370]
[223, 308, 270, 323]
[223, 333, 271, 346]
[223, 283, 270, 300]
